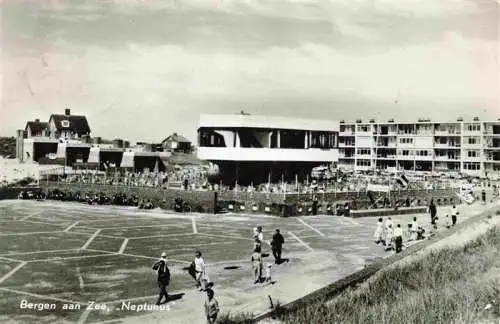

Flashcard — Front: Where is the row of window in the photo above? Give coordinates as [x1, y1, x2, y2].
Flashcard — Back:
[349, 161, 482, 170]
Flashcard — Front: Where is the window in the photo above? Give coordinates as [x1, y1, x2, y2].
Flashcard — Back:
[467, 137, 479, 145]
[356, 159, 370, 166]
[401, 150, 410, 156]
[467, 151, 479, 158]
[464, 162, 481, 170]
[61, 120, 70, 128]
[399, 138, 413, 144]
[467, 124, 480, 132]
[357, 125, 370, 132]
[356, 148, 371, 155]
[416, 150, 429, 156]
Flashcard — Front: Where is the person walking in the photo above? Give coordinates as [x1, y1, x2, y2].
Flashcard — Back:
[152, 252, 170, 305]
[411, 217, 419, 241]
[451, 205, 459, 226]
[373, 218, 384, 244]
[384, 224, 394, 251]
[271, 229, 285, 264]
[204, 288, 219, 324]
[194, 251, 209, 291]
[393, 224, 403, 253]
[428, 199, 437, 225]
[251, 247, 263, 284]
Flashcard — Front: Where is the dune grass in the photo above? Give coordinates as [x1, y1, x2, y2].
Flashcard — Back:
[272, 226, 500, 324]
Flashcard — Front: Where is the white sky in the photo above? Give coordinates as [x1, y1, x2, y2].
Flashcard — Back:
[1, 0, 499, 143]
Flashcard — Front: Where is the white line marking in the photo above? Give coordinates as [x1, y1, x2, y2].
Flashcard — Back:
[0, 262, 27, 284]
[0, 231, 64, 237]
[197, 233, 251, 241]
[20, 212, 41, 221]
[341, 217, 360, 226]
[77, 307, 92, 324]
[288, 231, 314, 252]
[97, 223, 191, 230]
[28, 254, 111, 263]
[118, 239, 129, 254]
[76, 266, 85, 292]
[69, 232, 124, 240]
[297, 218, 325, 236]
[0, 256, 24, 262]
[80, 229, 101, 250]
[129, 233, 195, 240]
[84, 248, 189, 263]
[0, 287, 83, 304]
[15, 219, 68, 227]
[192, 217, 198, 234]
[0, 249, 78, 256]
[64, 221, 80, 232]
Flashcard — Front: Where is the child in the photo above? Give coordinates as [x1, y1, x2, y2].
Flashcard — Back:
[204, 288, 219, 324]
[264, 263, 272, 284]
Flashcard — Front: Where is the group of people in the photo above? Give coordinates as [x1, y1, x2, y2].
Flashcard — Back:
[251, 226, 285, 285]
[150, 227, 286, 323]
[153, 251, 219, 324]
[373, 201, 463, 253]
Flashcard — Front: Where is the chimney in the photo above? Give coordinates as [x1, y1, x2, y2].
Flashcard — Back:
[35, 118, 40, 122]
[65, 108, 71, 116]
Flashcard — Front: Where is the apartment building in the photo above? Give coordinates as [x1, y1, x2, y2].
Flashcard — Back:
[338, 117, 500, 176]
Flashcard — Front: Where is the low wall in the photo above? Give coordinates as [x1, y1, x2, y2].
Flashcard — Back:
[41, 183, 216, 214]
[0, 187, 25, 200]
[350, 206, 427, 218]
[38, 182, 458, 217]
[253, 204, 500, 323]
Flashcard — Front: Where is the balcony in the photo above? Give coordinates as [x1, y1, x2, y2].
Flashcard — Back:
[396, 155, 414, 160]
[434, 143, 461, 149]
[338, 142, 356, 148]
[339, 131, 355, 136]
[434, 130, 461, 136]
[434, 156, 459, 162]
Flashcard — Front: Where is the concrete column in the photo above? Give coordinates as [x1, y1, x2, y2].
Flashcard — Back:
[277, 130, 281, 148]
[304, 132, 308, 149]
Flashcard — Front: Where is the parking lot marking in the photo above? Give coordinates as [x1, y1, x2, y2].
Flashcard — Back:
[0, 261, 27, 284]
[297, 218, 325, 236]
[118, 239, 129, 254]
[198, 233, 250, 241]
[0, 231, 63, 236]
[20, 212, 41, 221]
[0, 287, 83, 305]
[0, 249, 77, 256]
[64, 221, 80, 232]
[288, 231, 314, 251]
[192, 217, 198, 234]
[80, 229, 101, 250]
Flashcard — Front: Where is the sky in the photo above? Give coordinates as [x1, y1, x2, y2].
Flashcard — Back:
[0, 0, 498, 143]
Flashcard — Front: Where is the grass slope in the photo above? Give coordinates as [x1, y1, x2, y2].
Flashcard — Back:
[267, 227, 500, 324]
